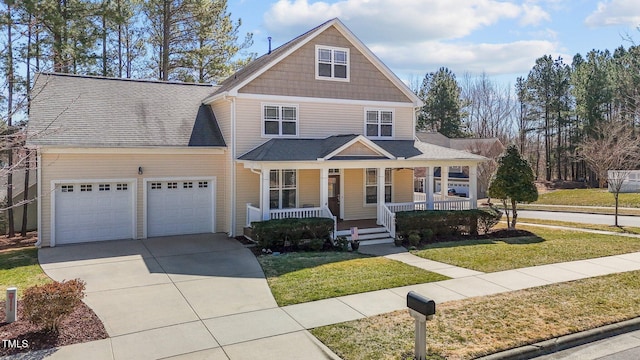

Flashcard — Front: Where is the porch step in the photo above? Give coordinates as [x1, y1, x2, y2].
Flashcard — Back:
[335, 227, 387, 237]
[335, 226, 393, 245]
[359, 237, 394, 245]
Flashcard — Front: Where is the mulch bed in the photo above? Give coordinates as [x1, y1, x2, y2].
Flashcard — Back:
[0, 300, 108, 356]
[0, 232, 38, 251]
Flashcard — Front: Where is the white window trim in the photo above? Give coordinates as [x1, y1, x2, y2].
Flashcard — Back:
[269, 169, 299, 209]
[363, 168, 393, 206]
[364, 108, 395, 139]
[315, 45, 350, 82]
[261, 103, 299, 138]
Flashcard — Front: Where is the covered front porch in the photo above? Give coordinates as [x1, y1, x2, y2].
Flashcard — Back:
[239, 135, 485, 242]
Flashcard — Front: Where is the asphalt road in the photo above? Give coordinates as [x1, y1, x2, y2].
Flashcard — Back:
[517, 210, 640, 228]
[534, 330, 640, 359]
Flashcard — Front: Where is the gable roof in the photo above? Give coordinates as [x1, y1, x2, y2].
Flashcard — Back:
[238, 134, 481, 162]
[28, 73, 226, 148]
[204, 18, 422, 106]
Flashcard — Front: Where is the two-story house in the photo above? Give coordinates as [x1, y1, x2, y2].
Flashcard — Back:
[27, 18, 485, 247]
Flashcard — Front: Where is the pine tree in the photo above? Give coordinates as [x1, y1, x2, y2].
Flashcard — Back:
[417, 67, 467, 138]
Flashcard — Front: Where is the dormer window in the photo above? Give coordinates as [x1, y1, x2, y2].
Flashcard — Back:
[316, 45, 349, 81]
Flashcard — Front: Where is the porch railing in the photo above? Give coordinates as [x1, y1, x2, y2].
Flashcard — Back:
[413, 192, 427, 202]
[322, 206, 338, 240]
[270, 207, 326, 219]
[433, 199, 470, 210]
[246, 203, 262, 227]
[380, 204, 396, 239]
[387, 198, 471, 213]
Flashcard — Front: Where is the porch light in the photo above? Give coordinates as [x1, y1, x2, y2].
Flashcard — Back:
[138, 166, 143, 175]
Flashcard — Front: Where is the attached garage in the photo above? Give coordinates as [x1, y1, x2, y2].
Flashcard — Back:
[146, 179, 215, 237]
[54, 181, 135, 245]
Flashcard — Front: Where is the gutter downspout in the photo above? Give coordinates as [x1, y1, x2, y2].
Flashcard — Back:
[230, 97, 237, 237]
[34, 150, 42, 248]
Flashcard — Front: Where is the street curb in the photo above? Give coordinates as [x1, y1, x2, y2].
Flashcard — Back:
[475, 317, 640, 360]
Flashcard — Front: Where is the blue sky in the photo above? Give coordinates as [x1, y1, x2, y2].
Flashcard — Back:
[228, 0, 640, 86]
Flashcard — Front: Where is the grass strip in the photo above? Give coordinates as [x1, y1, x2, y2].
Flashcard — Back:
[0, 248, 51, 301]
[412, 226, 640, 272]
[518, 217, 640, 234]
[258, 252, 448, 306]
[311, 271, 640, 360]
[534, 189, 640, 208]
[516, 204, 640, 216]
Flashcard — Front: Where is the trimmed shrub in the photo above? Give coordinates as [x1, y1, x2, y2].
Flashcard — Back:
[396, 209, 496, 240]
[334, 236, 349, 251]
[302, 238, 326, 251]
[22, 279, 86, 332]
[252, 217, 334, 250]
[408, 232, 421, 247]
[477, 206, 503, 234]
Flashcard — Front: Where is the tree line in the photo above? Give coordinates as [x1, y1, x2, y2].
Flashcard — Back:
[414, 44, 640, 186]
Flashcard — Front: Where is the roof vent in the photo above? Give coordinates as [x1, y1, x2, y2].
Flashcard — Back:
[268, 37, 272, 54]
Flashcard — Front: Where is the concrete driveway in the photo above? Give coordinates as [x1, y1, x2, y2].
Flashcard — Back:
[37, 234, 340, 360]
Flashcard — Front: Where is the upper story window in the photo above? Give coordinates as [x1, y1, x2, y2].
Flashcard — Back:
[316, 45, 349, 81]
[263, 104, 298, 137]
[365, 109, 394, 138]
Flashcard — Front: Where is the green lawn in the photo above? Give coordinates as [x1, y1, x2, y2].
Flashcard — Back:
[517, 204, 640, 215]
[535, 188, 640, 207]
[412, 225, 640, 272]
[311, 270, 640, 360]
[518, 217, 640, 234]
[257, 252, 448, 306]
[0, 248, 51, 301]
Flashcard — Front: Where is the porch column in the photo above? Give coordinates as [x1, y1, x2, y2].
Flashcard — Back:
[469, 164, 478, 209]
[261, 168, 271, 220]
[320, 168, 329, 209]
[377, 167, 385, 225]
[427, 166, 434, 210]
[441, 166, 449, 199]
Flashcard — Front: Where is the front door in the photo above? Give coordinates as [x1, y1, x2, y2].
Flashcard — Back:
[328, 175, 341, 219]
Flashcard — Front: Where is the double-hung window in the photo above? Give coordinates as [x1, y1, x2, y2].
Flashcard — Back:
[263, 104, 298, 136]
[270, 169, 297, 209]
[365, 109, 393, 138]
[316, 45, 349, 81]
[365, 168, 392, 205]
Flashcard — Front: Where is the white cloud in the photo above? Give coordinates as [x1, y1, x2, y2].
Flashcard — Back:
[585, 0, 640, 27]
[262, 0, 561, 77]
[370, 40, 560, 76]
[520, 3, 551, 26]
[264, 0, 527, 44]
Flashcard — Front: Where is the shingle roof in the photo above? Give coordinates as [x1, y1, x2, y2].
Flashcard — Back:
[239, 135, 358, 161]
[28, 73, 226, 147]
[238, 135, 485, 162]
[416, 131, 503, 156]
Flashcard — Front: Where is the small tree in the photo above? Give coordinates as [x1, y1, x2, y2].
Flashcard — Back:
[488, 145, 538, 229]
[608, 170, 631, 227]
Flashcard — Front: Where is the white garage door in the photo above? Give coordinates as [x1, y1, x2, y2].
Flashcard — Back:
[147, 180, 214, 237]
[55, 182, 134, 245]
